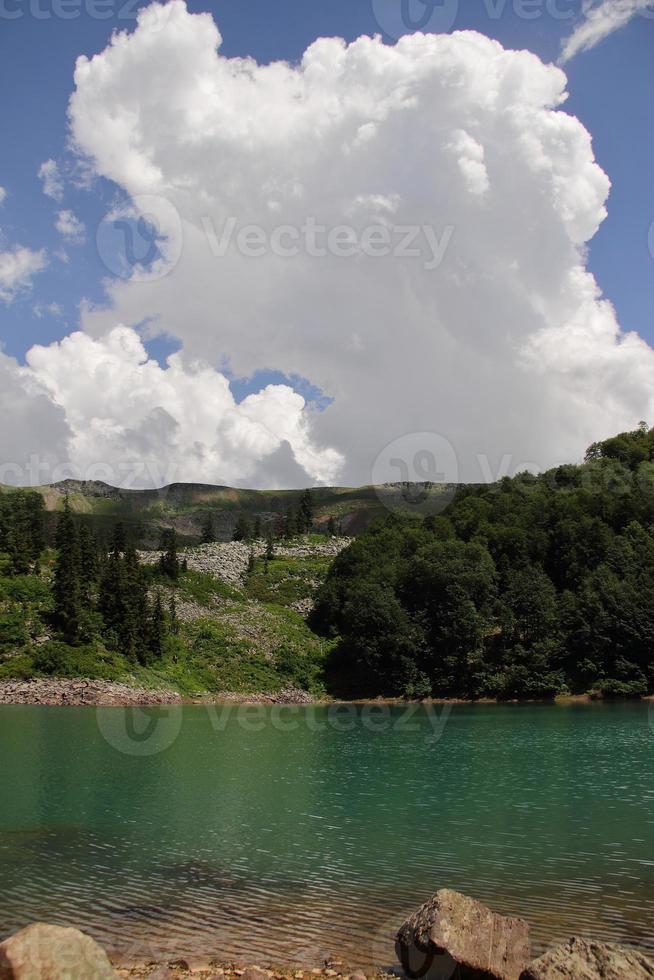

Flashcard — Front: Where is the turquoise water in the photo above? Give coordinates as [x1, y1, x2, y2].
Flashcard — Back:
[0, 702, 653, 967]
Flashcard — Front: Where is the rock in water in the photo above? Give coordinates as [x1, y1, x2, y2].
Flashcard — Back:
[0, 923, 117, 979]
[520, 937, 654, 979]
[395, 889, 530, 980]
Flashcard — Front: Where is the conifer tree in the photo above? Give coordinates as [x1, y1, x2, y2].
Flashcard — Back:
[265, 530, 275, 561]
[112, 522, 127, 554]
[159, 528, 180, 580]
[232, 513, 252, 542]
[168, 591, 180, 635]
[283, 509, 297, 540]
[79, 524, 99, 603]
[148, 590, 166, 660]
[122, 542, 148, 660]
[98, 550, 125, 645]
[201, 513, 216, 544]
[253, 515, 262, 540]
[53, 496, 81, 643]
[298, 489, 314, 534]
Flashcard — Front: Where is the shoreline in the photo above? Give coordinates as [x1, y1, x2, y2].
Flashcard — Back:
[0, 677, 651, 707]
[112, 959, 391, 980]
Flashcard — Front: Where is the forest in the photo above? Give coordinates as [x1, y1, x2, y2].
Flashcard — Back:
[2, 425, 654, 700]
[311, 425, 654, 699]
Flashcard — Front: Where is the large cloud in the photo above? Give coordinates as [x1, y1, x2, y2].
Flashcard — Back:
[6, 326, 341, 488]
[0, 354, 71, 486]
[13, 3, 651, 488]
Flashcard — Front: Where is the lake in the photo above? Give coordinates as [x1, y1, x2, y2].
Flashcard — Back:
[0, 702, 653, 968]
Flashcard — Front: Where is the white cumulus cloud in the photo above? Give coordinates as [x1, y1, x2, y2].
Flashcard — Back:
[3, 4, 652, 489]
[560, 0, 651, 63]
[38, 159, 64, 202]
[0, 187, 6, 207]
[6, 325, 342, 488]
[56, 208, 86, 244]
[0, 245, 47, 304]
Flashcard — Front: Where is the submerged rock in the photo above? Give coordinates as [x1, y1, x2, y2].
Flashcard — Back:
[395, 889, 530, 980]
[520, 936, 654, 979]
[0, 922, 117, 978]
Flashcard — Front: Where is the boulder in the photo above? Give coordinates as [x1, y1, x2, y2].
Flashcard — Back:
[396, 889, 530, 980]
[0, 923, 117, 979]
[520, 937, 654, 979]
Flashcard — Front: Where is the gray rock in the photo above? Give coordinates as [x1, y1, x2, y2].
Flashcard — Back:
[396, 889, 530, 980]
[520, 937, 654, 979]
[0, 923, 117, 979]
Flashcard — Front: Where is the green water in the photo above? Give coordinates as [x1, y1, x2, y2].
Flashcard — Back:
[0, 702, 652, 967]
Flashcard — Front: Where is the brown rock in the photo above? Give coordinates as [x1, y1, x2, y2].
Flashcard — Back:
[242, 969, 268, 980]
[148, 968, 173, 980]
[520, 937, 654, 979]
[0, 923, 117, 979]
[396, 889, 530, 980]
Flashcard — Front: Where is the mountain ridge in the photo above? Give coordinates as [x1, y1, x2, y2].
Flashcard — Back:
[1, 478, 458, 546]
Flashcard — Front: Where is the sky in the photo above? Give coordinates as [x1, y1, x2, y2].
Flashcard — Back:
[0, 0, 652, 488]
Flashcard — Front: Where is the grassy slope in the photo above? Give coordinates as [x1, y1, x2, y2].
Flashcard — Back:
[0, 480, 456, 546]
[0, 546, 337, 697]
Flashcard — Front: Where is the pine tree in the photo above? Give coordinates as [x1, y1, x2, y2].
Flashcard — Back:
[148, 590, 166, 660]
[112, 522, 127, 554]
[232, 513, 252, 542]
[253, 515, 262, 540]
[168, 591, 180, 635]
[98, 551, 124, 642]
[79, 524, 99, 603]
[122, 542, 148, 661]
[52, 496, 81, 643]
[7, 493, 32, 575]
[265, 530, 275, 561]
[298, 489, 314, 534]
[327, 516, 337, 537]
[201, 513, 216, 544]
[159, 528, 180, 580]
[283, 509, 297, 540]
[247, 548, 256, 577]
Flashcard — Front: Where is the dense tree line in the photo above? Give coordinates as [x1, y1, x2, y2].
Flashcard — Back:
[311, 425, 654, 699]
[232, 489, 316, 543]
[0, 491, 45, 575]
[50, 499, 178, 663]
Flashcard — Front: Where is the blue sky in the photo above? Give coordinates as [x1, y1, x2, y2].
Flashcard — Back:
[0, 0, 652, 376]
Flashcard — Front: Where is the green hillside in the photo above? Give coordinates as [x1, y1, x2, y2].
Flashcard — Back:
[0, 479, 457, 547]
